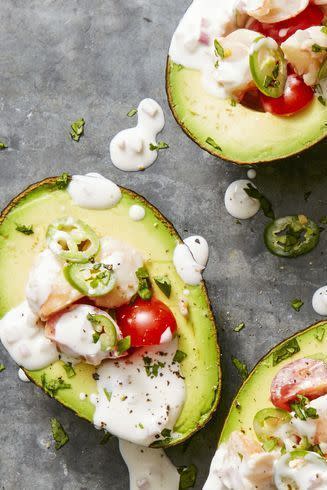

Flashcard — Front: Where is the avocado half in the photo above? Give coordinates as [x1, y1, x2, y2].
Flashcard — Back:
[166, 59, 327, 164]
[0, 177, 221, 447]
[219, 320, 327, 444]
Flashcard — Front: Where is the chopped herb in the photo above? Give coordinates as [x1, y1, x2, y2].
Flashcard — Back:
[63, 362, 76, 378]
[232, 357, 248, 380]
[92, 372, 100, 381]
[54, 172, 71, 190]
[136, 266, 152, 300]
[291, 395, 319, 421]
[173, 350, 187, 363]
[149, 141, 169, 151]
[92, 332, 100, 343]
[0, 363, 5, 373]
[143, 356, 165, 378]
[304, 191, 312, 202]
[176, 64, 184, 71]
[70, 117, 85, 142]
[319, 216, 327, 225]
[206, 136, 222, 152]
[244, 183, 275, 220]
[117, 336, 131, 355]
[291, 299, 304, 312]
[50, 418, 69, 450]
[178, 464, 197, 490]
[100, 431, 112, 445]
[15, 223, 34, 235]
[272, 338, 300, 366]
[234, 322, 245, 332]
[312, 43, 327, 53]
[103, 388, 112, 401]
[318, 95, 326, 106]
[315, 326, 326, 343]
[214, 39, 225, 59]
[127, 108, 138, 117]
[230, 98, 237, 107]
[138, 423, 144, 429]
[161, 428, 171, 438]
[41, 373, 71, 397]
[0, 141, 7, 149]
[263, 438, 279, 452]
[154, 276, 171, 298]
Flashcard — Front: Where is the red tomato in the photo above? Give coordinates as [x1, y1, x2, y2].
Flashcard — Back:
[260, 74, 314, 116]
[271, 358, 327, 411]
[249, 4, 324, 44]
[115, 296, 177, 347]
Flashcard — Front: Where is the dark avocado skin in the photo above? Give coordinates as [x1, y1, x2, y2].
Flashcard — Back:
[219, 320, 327, 445]
[166, 58, 327, 165]
[0, 176, 221, 448]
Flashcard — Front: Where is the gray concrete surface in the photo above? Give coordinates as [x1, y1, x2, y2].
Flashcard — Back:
[0, 1, 326, 488]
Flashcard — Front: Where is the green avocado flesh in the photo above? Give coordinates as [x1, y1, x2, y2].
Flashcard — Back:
[219, 321, 327, 445]
[166, 60, 327, 164]
[0, 178, 220, 447]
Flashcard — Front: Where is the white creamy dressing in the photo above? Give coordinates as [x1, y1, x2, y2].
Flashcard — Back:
[224, 179, 260, 219]
[110, 99, 165, 172]
[18, 368, 30, 382]
[281, 26, 327, 85]
[67, 173, 122, 209]
[247, 169, 256, 179]
[119, 439, 180, 490]
[0, 301, 58, 370]
[274, 451, 327, 489]
[129, 204, 146, 221]
[26, 248, 62, 314]
[173, 235, 209, 285]
[312, 286, 327, 315]
[46, 304, 122, 365]
[243, 0, 309, 23]
[91, 338, 185, 446]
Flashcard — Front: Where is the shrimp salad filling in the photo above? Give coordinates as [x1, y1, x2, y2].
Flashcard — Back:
[0, 177, 190, 447]
[169, 0, 327, 115]
[204, 357, 327, 489]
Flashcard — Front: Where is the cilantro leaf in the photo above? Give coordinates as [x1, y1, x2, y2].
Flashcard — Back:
[244, 183, 275, 220]
[291, 299, 304, 312]
[173, 350, 187, 363]
[0, 363, 5, 373]
[15, 223, 34, 235]
[272, 338, 300, 366]
[143, 356, 165, 378]
[178, 464, 197, 490]
[127, 108, 138, 117]
[63, 362, 76, 378]
[70, 118, 85, 142]
[206, 136, 222, 152]
[50, 418, 69, 450]
[214, 39, 225, 59]
[149, 141, 169, 151]
[0, 141, 7, 150]
[234, 322, 245, 332]
[54, 172, 71, 190]
[41, 373, 71, 397]
[291, 395, 319, 421]
[232, 357, 248, 380]
[136, 266, 152, 300]
[103, 388, 112, 401]
[154, 276, 171, 298]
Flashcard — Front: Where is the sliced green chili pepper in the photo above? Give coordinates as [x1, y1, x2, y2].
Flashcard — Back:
[87, 313, 117, 352]
[264, 215, 320, 258]
[318, 58, 327, 81]
[253, 408, 291, 443]
[249, 36, 287, 98]
[46, 217, 100, 263]
[64, 262, 116, 297]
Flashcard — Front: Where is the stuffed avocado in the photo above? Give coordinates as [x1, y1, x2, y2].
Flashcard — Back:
[167, 0, 327, 164]
[204, 320, 327, 489]
[0, 173, 220, 448]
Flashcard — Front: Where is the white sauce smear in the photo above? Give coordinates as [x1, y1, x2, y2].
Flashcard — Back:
[91, 338, 185, 446]
[0, 301, 58, 370]
[129, 204, 146, 221]
[312, 286, 327, 316]
[67, 172, 122, 209]
[110, 99, 165, 172]
[18, 368, 30, 382]
[224, 179, 260, 219]
[119, 439, 180, 490]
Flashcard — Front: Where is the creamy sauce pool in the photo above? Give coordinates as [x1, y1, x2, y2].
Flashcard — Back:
[110, 99, 165, 172]
[68, 173, 122, 209]
[173, 235, 209, 285]
[91, 338, 185, 446]
[224, 179, 260, 219]
[312, 286, 327, 316]
[119, 439, 180, 490]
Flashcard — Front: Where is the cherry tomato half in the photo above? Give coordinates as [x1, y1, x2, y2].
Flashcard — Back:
[260, 74, 314, 115]
[271, 358, 327, 411]
[249, 4, 324, 44]
[115, 296, 177, 347]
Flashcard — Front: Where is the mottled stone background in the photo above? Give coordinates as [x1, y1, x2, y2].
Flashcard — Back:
[0, 1, 326, 488]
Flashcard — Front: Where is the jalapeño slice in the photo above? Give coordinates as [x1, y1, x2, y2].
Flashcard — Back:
[264, 215, 320, 258]
[46, 217, 100, 263]
[64, 262, 116, 297]
[253, 407, 291, 443]
[249, 36, 287, 98]
[87, 314, 117, 352]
